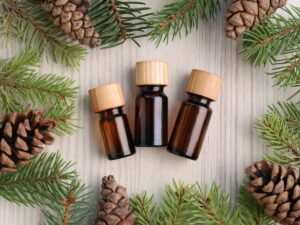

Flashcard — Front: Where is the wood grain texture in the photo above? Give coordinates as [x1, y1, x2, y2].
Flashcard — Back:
[0, 0, 299, 224]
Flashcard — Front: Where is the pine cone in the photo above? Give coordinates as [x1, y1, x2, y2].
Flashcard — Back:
[245, 160, 300, 225]
[41, 0, 100, 48]
[0, 110, 56, 172]
[225, 0, 288, 39]
[96, 175, 135, 225]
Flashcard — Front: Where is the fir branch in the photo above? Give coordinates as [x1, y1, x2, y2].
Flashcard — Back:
[190, 182, 240, 225]
[148, 0, 220, 46]
[0, 0, 87, 68]
[157, 180, 194, 225]
[42, 179, 92, 225]
[0, 152, 92, 225]
[0, 51, 78, 135]
[89, 0, 150, 48]
[255, 102, 300, 166]
[43, 104, 79, 136]
[130, 193, 158, 225]
[238, 186, 276, 225]
[0, 152, 77, 206]
[242, 6, 300, 66]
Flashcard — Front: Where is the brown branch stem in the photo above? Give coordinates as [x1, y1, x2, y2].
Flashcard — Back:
[202, 198, 225, 225]
[110, 0, 128, 41]
[257, 24, 300, 47]
[60, 189, 76, 225]
[158, 0, 197, 30]
[0, 79, 69, 100]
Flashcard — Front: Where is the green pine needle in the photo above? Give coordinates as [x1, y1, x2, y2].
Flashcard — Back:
[241, 6, 300, 92]
[238, 186, 276, 225]
[148, 0, 220, 46]
[242, 6, 300, 66]
[190, 182, 240, 225]
[89, 0, 151, 48]
[131, 180, 240, 225]
[0, 152, 77, 206]
[130, 193, 158, 225]
[255, 101, 300, 166]
[0, 50, 78, 135]
[0, 0, 87, 68]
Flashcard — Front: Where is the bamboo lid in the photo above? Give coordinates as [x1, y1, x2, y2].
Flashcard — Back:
[186, 70, 223, 101]
[136, 61, 168, 86]
[89, 83, 125, 112]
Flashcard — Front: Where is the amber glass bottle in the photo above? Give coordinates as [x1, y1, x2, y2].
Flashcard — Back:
[135, 61, 168, 147]
[89, 83, 136, 160]
[167, 70, 223, 160]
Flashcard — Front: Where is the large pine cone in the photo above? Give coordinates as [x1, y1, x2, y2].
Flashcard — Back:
[41, 0, 100, 48]
[225, 0, 288, 39]
[96, 175, 134, 225]
[0, 110, 56, 172]
[246, 160, 300, 225]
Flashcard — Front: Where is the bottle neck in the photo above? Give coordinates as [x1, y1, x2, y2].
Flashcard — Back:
[139, 85, 164, 93]
[186, 93, 212, 107]
[98, 107, 124, 120]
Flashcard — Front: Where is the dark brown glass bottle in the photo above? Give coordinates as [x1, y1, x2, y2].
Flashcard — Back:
[135, 61, 168, 147]
[89, 83, 135, 160]
[167, 70, 223, 160]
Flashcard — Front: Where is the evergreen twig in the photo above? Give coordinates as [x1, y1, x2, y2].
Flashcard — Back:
[0, 0, 87, 68]
[89, 0, 151, 48]
[148, 0, 221, 46]
[255, 102, 300, 166]
[0, 50, 78, 135]
[131, 181, 240, 225]
[130, 193, 158, 225]
[0, 152, 92, 225]
[241, 6, 300, 92]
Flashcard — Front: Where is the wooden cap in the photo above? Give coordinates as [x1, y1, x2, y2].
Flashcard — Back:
[89, 83, 125, 112]
[186, 70, 223, 101]
[136, 61, 168, 86]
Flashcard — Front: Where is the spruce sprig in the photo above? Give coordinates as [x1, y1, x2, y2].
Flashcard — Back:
[148, 0, 220, 46]
[0, 50, 78, 134]
[0, 152, 92, 225]
[241, 6, 300, 91]
[131, 181, 241, 225]
[89, 0, 151, 48]
[130, 193, 158, 225]
[255, 102, 300, 166]
[0, 0, 87, 68]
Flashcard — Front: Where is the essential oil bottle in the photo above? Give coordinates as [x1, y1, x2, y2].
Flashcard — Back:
[135, 61, 168, 147]
[167, 70, 223, 160]
[89, 83, 136, 160]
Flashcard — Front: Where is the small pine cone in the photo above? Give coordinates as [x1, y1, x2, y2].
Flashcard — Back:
[96, 175, 134, 225]
[225, 0, 288, 39]
[41, 0, 100, 48]
[245, 160, 300, 225]
[0, 110, 56, 172]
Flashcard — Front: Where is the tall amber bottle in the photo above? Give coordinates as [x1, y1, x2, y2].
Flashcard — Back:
[135, 61, 168, 147]
[167, 70, 223, 160]
[89, 83, 136, 160]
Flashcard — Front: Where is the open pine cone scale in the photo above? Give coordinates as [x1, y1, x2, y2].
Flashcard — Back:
[0, 110, 56, 172]
[246, 161, 300, 225]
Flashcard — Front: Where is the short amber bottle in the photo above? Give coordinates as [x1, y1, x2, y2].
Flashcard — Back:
[89, 83, 136, 160]
[135, 61, 168, 147]
[167, 70, 223, 160]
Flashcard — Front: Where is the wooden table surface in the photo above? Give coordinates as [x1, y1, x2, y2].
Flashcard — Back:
[1, 0, 299, 224]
